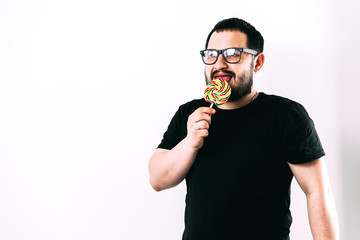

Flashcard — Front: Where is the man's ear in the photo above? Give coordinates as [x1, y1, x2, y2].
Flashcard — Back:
[254, 53, 265, 73]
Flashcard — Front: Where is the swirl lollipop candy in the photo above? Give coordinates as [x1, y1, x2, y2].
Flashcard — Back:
[204, 79, 231, 107]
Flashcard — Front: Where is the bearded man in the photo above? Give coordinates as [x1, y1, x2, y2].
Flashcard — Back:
[148, 18, 339, 240]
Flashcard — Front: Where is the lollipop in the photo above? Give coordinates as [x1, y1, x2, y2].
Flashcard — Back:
[204, 79, 231, 107]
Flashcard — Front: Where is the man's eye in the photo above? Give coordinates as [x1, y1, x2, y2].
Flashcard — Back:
[206, 52, 217, 58]
[225, 50, 240, 57]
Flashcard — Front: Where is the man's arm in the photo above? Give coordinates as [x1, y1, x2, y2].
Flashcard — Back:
[288, 158, 339, 240]
[148, 107, 215, 191]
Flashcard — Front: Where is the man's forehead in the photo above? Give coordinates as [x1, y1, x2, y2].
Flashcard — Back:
[207, 30, 248, 49]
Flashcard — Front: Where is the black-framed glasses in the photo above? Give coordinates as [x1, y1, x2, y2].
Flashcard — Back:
[200, 47, 258, 65]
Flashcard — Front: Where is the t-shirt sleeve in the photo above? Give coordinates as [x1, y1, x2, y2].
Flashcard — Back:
[157, 99, 204, 150]
[282, 102, 325, 164]
[157, 106, 184, 150]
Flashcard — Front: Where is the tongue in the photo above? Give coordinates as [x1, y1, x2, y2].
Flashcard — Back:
[216, 76, 232, 82]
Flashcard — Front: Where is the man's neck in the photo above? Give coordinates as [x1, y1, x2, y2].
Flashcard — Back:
[217, 88, 258, 110]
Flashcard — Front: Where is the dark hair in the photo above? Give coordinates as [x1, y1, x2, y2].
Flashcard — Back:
[205, 18, 264, 53]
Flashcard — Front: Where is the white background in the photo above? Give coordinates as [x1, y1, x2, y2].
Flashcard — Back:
[0, 0, 359, 239]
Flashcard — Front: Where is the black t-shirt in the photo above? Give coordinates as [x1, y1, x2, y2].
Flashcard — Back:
[158, 93, 325, 240]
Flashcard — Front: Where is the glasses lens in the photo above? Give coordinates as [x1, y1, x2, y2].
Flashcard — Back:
[202, 50, 218, 64]
[223, 48, 242, 63]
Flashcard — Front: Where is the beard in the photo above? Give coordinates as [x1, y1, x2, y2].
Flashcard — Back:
[228, 69, 253, 101]
[205, 62, 255, 102]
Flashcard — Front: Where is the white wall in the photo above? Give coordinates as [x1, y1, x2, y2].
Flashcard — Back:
[335, 0, 360, 239]
[0, 0, 358, 239]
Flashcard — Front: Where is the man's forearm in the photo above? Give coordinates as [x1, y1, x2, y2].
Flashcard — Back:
[307, 188, 339, 240]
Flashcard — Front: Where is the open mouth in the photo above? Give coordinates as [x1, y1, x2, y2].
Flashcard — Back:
[212, 71, 234, 82]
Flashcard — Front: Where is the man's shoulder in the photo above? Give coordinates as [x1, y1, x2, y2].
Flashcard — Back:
[259, 92, 311, 122]
[177, 98, 208, 113]
[182, 98, 208, 106]
[258, 92, 303, 110]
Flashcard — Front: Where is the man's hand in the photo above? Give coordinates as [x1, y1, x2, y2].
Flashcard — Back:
[185, 107, 216, 149]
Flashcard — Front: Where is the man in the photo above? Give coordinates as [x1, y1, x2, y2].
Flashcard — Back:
[148, 18, 339, 240]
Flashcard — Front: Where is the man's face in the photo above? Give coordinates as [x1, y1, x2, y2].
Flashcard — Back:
[204, 31, 256, 101]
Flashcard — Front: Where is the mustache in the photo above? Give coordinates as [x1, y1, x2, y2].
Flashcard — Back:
[211, 70, 235, 79]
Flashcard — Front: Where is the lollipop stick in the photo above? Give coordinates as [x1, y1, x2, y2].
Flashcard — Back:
[209, 102, 214, 108]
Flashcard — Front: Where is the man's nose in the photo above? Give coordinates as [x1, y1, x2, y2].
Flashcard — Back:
[214, 54, 228, 70]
